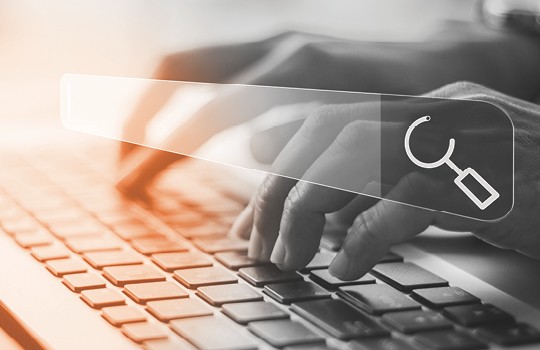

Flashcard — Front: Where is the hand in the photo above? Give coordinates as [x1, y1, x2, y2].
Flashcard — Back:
[232, 81, 540, 280]
[116, 31, 349, 196]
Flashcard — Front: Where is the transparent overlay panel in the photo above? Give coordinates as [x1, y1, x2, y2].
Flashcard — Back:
[61, 74, 513, 221]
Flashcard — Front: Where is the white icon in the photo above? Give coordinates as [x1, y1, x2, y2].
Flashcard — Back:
[404, 116, 499, 210]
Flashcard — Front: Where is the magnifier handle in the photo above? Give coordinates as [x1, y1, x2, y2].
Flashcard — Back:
[454, 167, 500, 210]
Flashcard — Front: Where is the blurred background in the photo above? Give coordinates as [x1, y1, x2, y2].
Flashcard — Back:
[0, 0, 476, 132]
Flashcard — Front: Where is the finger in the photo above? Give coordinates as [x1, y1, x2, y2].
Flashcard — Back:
[246, 104, 374, 260]
[271, 183, 356, 270]
[250, 117, 306, 164]
[270, 120, 403, 270]
[229, 197, 255, 240]
[119, 72, 179, 162]
[328, 193, 380, 227]
[329, 172, 441, 280]
[116, 147, 185, 198]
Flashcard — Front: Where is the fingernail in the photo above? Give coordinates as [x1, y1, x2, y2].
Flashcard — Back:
[270, 236, 286, 266]
[329, 251, 349, 279]
[247, 226, 263, 260]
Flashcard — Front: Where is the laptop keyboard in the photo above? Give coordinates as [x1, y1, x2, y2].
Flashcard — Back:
[1, 140, 540, 350]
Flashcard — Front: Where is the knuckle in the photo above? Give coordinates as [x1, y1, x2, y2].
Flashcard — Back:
[253, 176, 277, 213]
[283, 185, 305, 217]
[346, 210, 384, 254]
[303, 105, 339, 132]
[334, 120, 375, 150]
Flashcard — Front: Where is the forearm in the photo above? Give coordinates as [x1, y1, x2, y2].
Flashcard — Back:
[255, 24, 540, 100]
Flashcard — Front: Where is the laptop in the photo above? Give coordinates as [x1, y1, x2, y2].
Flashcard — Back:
[1, 125, 540, 350]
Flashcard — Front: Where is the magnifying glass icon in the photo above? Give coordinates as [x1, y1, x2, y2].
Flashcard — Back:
[404, 115, 499, 210]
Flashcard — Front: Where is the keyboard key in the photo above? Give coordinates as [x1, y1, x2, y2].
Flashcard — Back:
[302, 252, 336, 271]
[193, 237, 249, 254]
[14, 233, 52, 248]
[81, 288, 125, 308]
[222, 301, 289, 324]
[173, 266, 237, 289]
[414, 330, 487, 350]
[196, 284, 263, 306]
[102, 305, 146, 326]
[62, 272, 106, 292]
[46, 258, 87, 276]
[65, 236, 121, 253]
[2, 218, 41, 234]
[291, 299, 389, 340]
[83, 250, 143, 269]
[309, 269, 375, 290]
[112, 223, 161, 241]
[382, 310, 453, 333]
[412, 286, 479, 309]
[144, 338, 197, 350]
[121, 322, 168, 343]
[160, 211, 204, 226]
[215, 252, 266, 270]
[338, 284, 421, 315]
[49, 221, 108, 239]
[124, 281, 188, 304]
[95, 210, 142, 226]
[171, 316, 257, 350]
[176, 223, 227, 239]
[30, 244, 70, 261]
[349, 338, 417, 350]
[151, 252, 212, 272]
[248, 319, 325, 348]
[146, 298, 213, 322]
[132, 237, 189, 255]
[371, 262, 448, 292]
[103, 265, 165, 287]
[474, 323, 540, 346]
[443, 304, 514, 327]
[379, 252, 403, 263]
[320, 226, 346, 251]
[238, 265, 303, 287]
[263, 281, 331, 304]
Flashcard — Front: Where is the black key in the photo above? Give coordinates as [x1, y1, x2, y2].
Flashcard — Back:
[474, 323, 540, 346]
[173, 266, 237, 289]
[222, 301, 289, 324]
[382, 310, 453, 334]
[263, 281, 331, 304]
[215, 251, 266, 270]
[443, 304, 514, 327]
[371, 262, 448, 292]
[413, 330, 487, 350]
[338, 284, 421, 315]
[291, 299, 389, 340]
[379, 252, 403, 263]
[412, 287, 480, 308]
[302, 252, 335, 271]
[238, 265, 302, 287]
[248, 319, 324, 348]
[196, 284, 263, 306]
[171, 316, 257, 350]
[283, 345, 334, 350]
[310, 269, 375, 290]
[349, 338, 418, 350]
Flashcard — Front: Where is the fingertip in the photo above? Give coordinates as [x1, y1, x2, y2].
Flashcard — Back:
[229, 205, 254, 240]
[247, 226, 266, 261]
